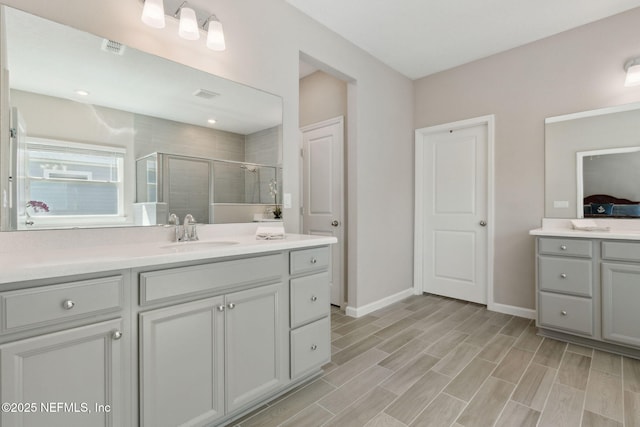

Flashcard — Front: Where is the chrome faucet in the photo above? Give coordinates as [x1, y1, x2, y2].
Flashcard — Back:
[168, 213, 182, 242]
[181, 214, 199, 242]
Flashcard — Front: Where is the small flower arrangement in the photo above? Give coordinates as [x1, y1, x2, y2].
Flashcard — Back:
[26, 200, 50, 213]
[269, 179, 282, 219]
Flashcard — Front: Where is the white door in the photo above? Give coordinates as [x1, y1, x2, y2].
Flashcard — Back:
[415, 117, 493, 304]
[301, 116, 344, 307]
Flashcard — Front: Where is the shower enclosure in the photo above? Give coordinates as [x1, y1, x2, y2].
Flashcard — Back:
[135, 152, 282, 225]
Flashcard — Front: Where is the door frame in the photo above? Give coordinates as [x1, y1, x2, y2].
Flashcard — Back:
[414, 115, 496, 310]
[299, 115, 346, 308]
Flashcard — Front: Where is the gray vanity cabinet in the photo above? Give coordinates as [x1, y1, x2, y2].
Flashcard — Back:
[536, 236, 640, 357]
[140, 297, 225, 427]
[139, 278, 287, 427]
[0, 319, 125, 427]
[536, 237, 595, 337]
[289, 247, 331, 378]
[0, 274, 128, 427]
[601, 240, 640, 348]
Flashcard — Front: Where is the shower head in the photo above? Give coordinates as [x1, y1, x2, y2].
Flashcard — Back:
[240, 164, 258, 173]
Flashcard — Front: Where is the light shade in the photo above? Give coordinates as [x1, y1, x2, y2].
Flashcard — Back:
[141, 0, 166, 29]
[625, 58, 640, 87]
[178, 6, 200, 40]
[206, 16, 226, 51]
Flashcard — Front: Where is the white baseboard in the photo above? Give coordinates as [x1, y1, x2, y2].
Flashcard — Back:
[488, 302, 536, 319]
[345, 288, 415, 318]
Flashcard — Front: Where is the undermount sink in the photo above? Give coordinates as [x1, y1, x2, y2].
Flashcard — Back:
[160, 241, 239, 251]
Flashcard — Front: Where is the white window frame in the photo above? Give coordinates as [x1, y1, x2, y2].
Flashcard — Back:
[18, 137, 128, 229]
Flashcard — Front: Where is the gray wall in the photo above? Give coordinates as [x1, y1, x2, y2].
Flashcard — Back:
[299, 70, 348, 127]
[414, 7, 640, 310]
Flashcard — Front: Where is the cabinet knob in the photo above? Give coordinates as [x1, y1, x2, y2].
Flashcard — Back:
[217, 305, 226, 312]
[62, 300, 75, 310]
[561, 310, 567, 316]
[310, 295, 318, 302]
[310, 344, 318, 351]
[310, 257, 317, 264]
[560, 245, 567, 250]
[227, 303, 236, 310]
[112, 330, 123, 340]
[560, 273, 567, 279]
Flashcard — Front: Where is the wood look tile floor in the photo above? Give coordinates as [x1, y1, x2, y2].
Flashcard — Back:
[233, 294, 640, 427]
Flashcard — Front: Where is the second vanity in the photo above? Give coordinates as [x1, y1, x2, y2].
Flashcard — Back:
[0, 229, 336, 427]
[531, 219, 640, 358]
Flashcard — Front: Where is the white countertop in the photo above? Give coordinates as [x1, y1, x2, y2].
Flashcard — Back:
[0, 233, 337, 285]
[530, 218, 640, 241]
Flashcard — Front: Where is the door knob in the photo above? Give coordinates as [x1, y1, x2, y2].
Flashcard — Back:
[479, 220, 487, 227]
[331, 220, 339, 227]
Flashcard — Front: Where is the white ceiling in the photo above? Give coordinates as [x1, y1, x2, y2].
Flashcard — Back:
[288, 0, 640, 80]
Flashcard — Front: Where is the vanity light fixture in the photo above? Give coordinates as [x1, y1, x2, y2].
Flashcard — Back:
[624, 57, 640, 87]
[140, 0, 226, 51]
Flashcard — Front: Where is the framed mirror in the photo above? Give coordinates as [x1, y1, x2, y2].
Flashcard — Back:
[0, 5, 283, 231]
[544, 102, 640, 218]
[577, 147, 640, 218]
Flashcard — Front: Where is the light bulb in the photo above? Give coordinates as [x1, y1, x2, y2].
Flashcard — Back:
[141, 0, 165, 29]
[178, 7, 200, 40]
[206, 16, 226, 51]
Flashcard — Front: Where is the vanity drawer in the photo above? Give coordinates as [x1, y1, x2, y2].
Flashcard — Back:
[538, 256, 592, 297]
[0, 276, 123, 333]
[602, 241, 640, 262]
[290, 247, 330, 275]
[290, 272, 330, 328]
[538, 291, 593, 336]
[538, 238, 592, 258]
[140, 254, 282, 305]
[290, 316, 330, 378]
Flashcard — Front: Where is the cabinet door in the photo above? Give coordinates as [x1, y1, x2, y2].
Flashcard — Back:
[0, 319, 124, 427]
[140, 297, 224, 427]
[602, 262, 640, 347]
[225, 282, 287, 413]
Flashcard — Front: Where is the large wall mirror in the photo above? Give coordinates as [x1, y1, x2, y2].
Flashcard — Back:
[0, 5, 283, 231]
[545, 103, 640, 219]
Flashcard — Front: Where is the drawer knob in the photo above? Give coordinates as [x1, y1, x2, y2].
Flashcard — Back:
[310, 344, 318, 351]
[560, 273, 567, 279]
[217, 305, 225, 312]
[310, 295, 318, 302]
[560, 245, 567, 251]
[561, 310, 567, 316]
[112, 330, 123, 340]
[62, 300, 75, 310]
[310, 257, 318, 264]
[227, 303, 236, 310]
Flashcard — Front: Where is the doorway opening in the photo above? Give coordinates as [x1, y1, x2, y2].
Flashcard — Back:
[299, 53, 355, 310]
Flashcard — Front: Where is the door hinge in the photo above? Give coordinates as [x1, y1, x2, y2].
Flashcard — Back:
[300, 148, 304, 158]
[9, 128, 16, 139]
[300, 207, 303, 215]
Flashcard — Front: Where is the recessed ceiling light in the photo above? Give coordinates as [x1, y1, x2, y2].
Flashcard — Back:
[207, 118, 217, 124]
[75, 90, 90, 96]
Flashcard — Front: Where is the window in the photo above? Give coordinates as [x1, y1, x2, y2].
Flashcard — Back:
[18, 137, 126, 228]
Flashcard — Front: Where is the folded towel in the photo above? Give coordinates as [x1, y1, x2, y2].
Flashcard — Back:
[256, 226, 285, 240]
[570, 219, 610, 231]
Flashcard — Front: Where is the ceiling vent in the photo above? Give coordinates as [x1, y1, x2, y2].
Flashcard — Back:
[193, 89, 220, 99]
[101, 39, 126, 55]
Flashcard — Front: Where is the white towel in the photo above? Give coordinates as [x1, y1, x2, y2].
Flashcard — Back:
[570, 219, 610, 231]
[256, 226, 285, 240]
